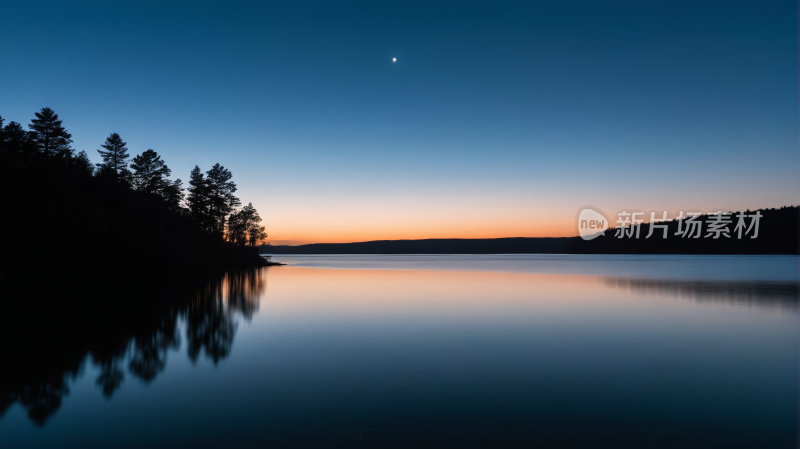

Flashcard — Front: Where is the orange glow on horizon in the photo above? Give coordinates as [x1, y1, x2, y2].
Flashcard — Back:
[253, 189, 590, 245]
[263, 212, 580, 245]
[255, 191, 794, 245]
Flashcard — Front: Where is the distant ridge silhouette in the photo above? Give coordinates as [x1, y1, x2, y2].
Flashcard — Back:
[263, 237, 573, 254]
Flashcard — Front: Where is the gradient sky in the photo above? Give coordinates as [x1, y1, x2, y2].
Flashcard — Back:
[2, 0, 797, 244]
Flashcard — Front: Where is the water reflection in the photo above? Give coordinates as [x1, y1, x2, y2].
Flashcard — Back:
[127, 313, 181, 383]
[0, 268, 268, 426]
[1, 259, 796, 448]
[603, 277, 799, 312]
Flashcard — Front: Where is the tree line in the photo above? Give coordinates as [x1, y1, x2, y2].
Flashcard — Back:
[0, 107, 267, 246]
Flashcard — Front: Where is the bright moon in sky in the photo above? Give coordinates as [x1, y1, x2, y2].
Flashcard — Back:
[392, 58, 396, 62]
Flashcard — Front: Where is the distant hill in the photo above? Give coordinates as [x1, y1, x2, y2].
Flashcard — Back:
[262, 237, 573, 254]
[262, 206, 799, 255]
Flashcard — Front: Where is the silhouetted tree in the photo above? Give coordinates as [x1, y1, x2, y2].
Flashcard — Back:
[0, 115, 10, 154]
[187, 164, 240, 237]
[187, 165, 213, 231]
[248, 223, 268, 247]
[96, 133, 131, 183]
[131, 149, 170, 194]
[28, 107, 73, 160]
[206, 163, 240, 238]
[130, 149, 184, 208]
[227, 203, 268, 246]
[74, 150, 94, 177]
[160, 178, 185, 209]
[2, 121, 35, 156]
[3, 121, 38, 159]
[227, 204, 250, 245]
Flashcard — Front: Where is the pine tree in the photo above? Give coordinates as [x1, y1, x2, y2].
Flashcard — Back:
[74, 150, 95, 177]
[3, 121, 37, 157]
[246, 204, 267, 246]
[131, 149, 171, 194]
[161, 178, 185, 209]
[206, 163, 240, 237]
[187, 166, 213, 231]
[96, 133, 130, 182]
[227, 203, 267, 246]
[248, 225, 268, 247]
[226, 209, 247, 245]
[131, 149, 184, 208]
[28, 107, 73, 159]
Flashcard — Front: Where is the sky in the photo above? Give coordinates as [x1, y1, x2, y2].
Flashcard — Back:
[2, 0, 797, 244]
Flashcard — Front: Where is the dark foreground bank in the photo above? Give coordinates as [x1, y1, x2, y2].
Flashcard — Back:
[0, 149, 272, 296]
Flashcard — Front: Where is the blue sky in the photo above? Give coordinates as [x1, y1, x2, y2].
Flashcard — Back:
[2, 0, 797, 243]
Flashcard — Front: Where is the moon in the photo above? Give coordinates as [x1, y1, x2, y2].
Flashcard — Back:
[392, 58, 396, 63]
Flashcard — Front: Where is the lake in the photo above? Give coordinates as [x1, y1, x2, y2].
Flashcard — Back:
[1, 255, 797, 448]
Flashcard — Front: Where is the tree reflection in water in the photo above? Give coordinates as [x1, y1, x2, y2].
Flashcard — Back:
[95, 357, 125, 398]
[128, 310, 182, 383]
[0, 267, 268, 425]
[602, 277, 799, 312]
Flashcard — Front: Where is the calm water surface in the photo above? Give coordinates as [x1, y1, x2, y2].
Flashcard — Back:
[2, 255, 798, 447]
